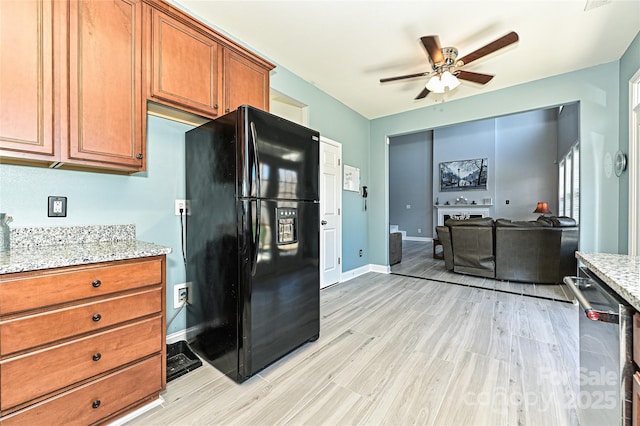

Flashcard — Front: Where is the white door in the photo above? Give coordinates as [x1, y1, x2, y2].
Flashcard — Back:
[320, 137, 342, 288]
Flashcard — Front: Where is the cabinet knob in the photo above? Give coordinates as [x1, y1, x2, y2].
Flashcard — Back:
[92, 400, 101, 409]
[225, 108, 230, 113]
[136, 153, 143, 160]
[92, 313, 102, 322]
[92, 352, 102, 361]
[213, 104, 219, 109]
[92, 279, 101, 288]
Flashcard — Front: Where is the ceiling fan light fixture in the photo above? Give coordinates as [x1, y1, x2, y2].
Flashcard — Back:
[426, 75, 446, 93]
[441, 71, 460, 90]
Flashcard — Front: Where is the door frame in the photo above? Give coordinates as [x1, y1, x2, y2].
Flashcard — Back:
[320, 136, 343, 287]
[629, 67, 640, 255]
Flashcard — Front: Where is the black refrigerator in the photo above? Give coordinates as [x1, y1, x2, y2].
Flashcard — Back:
[185, 105, 320, 383]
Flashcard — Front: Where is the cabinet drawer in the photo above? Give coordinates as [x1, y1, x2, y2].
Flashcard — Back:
[1, 288, 161, 355]
[0, 317, 162, 410]
[0, 258, 162, 315]
[0, 355, 162, 426]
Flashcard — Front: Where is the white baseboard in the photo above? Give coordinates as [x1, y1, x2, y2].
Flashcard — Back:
[403, 236, 432, 242]
[370, 264, 391, 274]
[166, 324, 203, 344]
[341, 263, 390, 282]
[340, 264, 372, 282]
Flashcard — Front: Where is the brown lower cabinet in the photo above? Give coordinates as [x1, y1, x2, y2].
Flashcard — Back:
[0, 256, 166, 424]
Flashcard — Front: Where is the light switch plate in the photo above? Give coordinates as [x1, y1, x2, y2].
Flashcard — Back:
[48, 196, 67, 217]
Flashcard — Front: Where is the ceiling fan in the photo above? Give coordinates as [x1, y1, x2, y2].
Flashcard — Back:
[380, 31, 519, 100]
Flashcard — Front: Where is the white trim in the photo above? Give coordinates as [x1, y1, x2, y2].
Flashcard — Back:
[340, 264, 372, 282]
[629, 67, 640, 255]
[107, 397, 164, 426]
[631, 70, 640, 253]
[403, 236, 431, 242]
[370, 264, 391, 274]
[339, 263, 391, 282]
[166, 324, 203, 345]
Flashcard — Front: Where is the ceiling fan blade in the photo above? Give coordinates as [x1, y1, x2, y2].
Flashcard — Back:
[380, 71, 430, 83]
[415, 87, 430, 100]
[420, 36, 444, 65]
[456, 70, 494, 85]
[457, 31, 519, 66]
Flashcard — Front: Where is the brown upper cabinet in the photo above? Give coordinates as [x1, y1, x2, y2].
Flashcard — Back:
[63, 0, 145, 172]
[223, 48, 271, 113]
[145, 1, 273, 119]
[0, 0, 57, 164]
[146, 6, 222, 118]
[0, 0, 274, 173]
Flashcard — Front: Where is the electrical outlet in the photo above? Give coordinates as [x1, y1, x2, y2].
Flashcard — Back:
[175, 199, 190, 216]
[48, 196, 67, 217]
[173, 282, 192, 308]
[418, 228, 422, 233]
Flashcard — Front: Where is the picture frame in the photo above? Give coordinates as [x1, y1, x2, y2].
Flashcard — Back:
[439, 158, 488, 192]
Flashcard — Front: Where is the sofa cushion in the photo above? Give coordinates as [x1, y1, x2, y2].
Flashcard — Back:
[445, 217, 494, 227]
[551, 216, 577, 227]
[495, 218, 550, 228]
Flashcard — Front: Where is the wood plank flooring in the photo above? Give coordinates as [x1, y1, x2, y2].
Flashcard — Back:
[392, 240, 573, 303]
[126, 255, 579, 425]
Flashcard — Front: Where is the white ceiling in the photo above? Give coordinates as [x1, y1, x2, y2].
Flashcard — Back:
[174, 0, 640, 120]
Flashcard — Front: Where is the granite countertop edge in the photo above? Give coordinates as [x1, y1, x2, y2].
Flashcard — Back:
[0, 240, 172, 275]
[576, 251, 640, 311]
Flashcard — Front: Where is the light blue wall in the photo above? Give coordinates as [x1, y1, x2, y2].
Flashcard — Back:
[0, 116, 193, 334]
[370, 60, 624, 265]
[269, 67, 371, 270]
[618, 31, 640, 253]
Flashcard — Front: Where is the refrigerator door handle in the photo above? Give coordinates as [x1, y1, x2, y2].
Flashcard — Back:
[252, 199, 261, 276]
[250, 122, 261, 198]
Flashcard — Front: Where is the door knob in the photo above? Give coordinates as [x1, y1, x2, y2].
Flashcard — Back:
[321, 220, 327, 225]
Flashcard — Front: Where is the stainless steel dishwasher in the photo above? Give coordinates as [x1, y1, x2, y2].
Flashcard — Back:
[564, 268, 634, 426]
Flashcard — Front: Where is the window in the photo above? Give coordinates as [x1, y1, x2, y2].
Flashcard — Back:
[558, 142, 580, 223]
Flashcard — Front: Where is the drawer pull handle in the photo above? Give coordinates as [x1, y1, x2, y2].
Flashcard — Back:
[92, 400, 101, 409]
[92, 353, 102, 361]
[92, 280, 101, 288]
[92, 313, 102, 322]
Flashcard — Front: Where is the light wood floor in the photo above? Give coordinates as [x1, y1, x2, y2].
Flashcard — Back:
[127, 254, 580, 425]
[392, 240, 573, 303]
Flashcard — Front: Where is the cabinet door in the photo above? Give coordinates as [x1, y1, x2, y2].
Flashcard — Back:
[223, 48, 270, 113]
[65, 0, 144, 171]
[0, 0, 56, 161]
[149, 8, 221, 118]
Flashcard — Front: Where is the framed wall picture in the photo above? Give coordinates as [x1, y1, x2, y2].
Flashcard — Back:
[343, 164, 360, 192]
[439, 158, 488, 192]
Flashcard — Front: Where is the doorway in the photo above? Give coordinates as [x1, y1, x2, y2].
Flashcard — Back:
[320, 137, 342, 288]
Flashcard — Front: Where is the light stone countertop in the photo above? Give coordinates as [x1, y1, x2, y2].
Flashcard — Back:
[576, 251, 640, 311]
[0, 224, 172, 275]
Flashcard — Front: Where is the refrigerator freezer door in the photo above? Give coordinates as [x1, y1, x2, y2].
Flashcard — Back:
[239, 199, 320, 379]
[239, 106, 320, 201]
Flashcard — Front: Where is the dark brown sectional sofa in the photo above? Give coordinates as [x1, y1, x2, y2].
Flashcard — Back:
[436, 216, 579, 284]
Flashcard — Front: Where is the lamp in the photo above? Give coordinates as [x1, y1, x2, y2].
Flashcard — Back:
[533, 201, 551, 215]
[425, 71, 460, 93]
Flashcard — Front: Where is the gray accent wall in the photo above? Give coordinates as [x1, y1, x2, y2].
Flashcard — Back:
[389, 131, 432, 238]
[389, 108, 563, 231]
[433, 119, 496, 208]
[494, 108, 559, 220]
